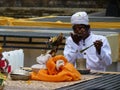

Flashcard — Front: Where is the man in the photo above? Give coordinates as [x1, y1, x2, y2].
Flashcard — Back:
[64, 12, 112, 71]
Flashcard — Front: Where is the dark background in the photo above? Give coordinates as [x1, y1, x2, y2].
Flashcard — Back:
[0, 0, 119, 17]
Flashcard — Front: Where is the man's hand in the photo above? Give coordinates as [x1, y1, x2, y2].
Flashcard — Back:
[94, 40, 103, 54]
[70, 33, 82, 45]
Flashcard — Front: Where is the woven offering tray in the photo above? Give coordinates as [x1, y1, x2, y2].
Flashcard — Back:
[3, 71, 120, 90]
[4, 74, 100, 90]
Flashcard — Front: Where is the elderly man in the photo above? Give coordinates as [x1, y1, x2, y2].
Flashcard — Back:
[64, 12, 112, 71]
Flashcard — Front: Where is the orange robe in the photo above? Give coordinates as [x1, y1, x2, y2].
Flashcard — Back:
[30, 55, 81, 82]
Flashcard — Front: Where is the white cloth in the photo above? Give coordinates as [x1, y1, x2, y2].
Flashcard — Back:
[71, 12, 89, 25]
[36, 54, 51, 64]
[64, 33, 112, 71]
[56, 60, 64, 70]
[31, 54, 51, 69]
[31, 64, 46, 69]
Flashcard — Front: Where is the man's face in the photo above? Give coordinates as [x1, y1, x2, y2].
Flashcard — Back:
[72, 24, 90, 39]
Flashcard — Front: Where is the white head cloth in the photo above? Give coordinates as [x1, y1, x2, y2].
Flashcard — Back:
[71, 12, 89, 25]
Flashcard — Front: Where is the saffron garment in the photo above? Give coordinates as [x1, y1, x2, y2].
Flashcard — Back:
[64, 33, 112, 71]
[30, 55, 81, 82]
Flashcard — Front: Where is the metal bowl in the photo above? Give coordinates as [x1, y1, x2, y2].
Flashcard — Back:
[10, 69, 30, 80]
[78, 69, 90, 74]
[10, 74, 30, 80]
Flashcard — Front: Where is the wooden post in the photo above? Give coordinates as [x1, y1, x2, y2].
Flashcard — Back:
[118, 34, 120, 62]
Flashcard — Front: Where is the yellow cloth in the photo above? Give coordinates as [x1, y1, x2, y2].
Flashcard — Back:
[30, 55, 81, 82]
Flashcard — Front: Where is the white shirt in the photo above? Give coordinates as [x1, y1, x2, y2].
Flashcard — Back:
[64, 33, 112, 71]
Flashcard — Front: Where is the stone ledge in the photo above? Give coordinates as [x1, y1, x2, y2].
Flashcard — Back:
[0, 7, 105, 18]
